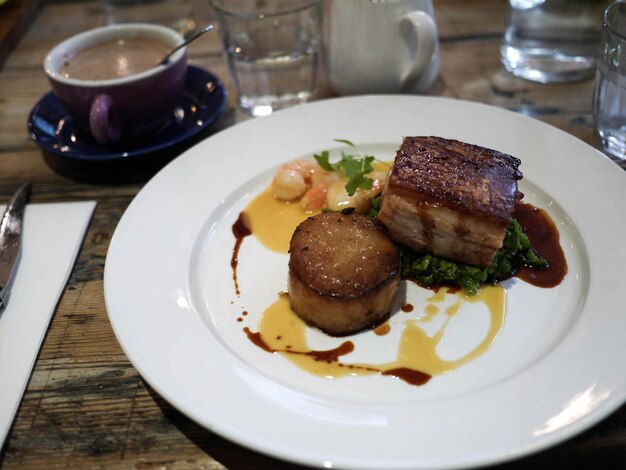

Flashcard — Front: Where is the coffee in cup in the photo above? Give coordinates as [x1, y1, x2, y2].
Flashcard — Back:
[44, 23, 188, 145]
[59, 37, 172, 81]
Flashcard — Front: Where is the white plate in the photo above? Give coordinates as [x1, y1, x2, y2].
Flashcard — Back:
[104, 96, 626, 469]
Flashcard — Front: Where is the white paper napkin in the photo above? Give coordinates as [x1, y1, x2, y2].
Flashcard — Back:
[0, 201, 96, 448]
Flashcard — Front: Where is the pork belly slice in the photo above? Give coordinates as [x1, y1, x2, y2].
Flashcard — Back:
[288, 209, 400, 336]
[378, 136, 522, 267]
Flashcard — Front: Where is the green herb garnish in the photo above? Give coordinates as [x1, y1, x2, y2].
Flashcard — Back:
[399, 219, 548, 295]
[366, 194, 382, 219]
[314, 139, 377, 196]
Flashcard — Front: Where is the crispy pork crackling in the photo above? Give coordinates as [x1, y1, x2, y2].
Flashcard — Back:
[288, 209, 400, 336]
[378, 136, 522, 267]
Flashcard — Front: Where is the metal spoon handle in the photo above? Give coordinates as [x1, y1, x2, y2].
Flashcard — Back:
[159, 24, 215, 66]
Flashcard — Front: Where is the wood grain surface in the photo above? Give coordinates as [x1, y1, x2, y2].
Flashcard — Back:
[0, 0, 40, 70]
[0, 0, 625, 469]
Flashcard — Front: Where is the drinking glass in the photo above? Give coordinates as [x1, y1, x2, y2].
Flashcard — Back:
[593, 1, 626, 160]
[210, 0, 322, 117]
[501, 0, 609, 83]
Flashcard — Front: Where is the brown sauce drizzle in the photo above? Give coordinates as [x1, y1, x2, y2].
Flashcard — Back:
[374, 322, 391, 335]
[513, 202, 568, 288]
[244, 326, 430, 386]
[243, 327, 272, 352]
[382, 367, 431, 386]
[231, 213, 251, 296]
[244, 327, 356, 362]
[401, 303, 414, 313]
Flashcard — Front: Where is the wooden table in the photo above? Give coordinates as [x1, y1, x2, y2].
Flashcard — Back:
[0, 0, 624, 468]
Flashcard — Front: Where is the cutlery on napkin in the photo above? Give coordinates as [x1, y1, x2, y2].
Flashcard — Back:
[0, 199, 96, 449]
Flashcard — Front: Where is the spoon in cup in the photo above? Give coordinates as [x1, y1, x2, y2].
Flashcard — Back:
[158, 24, 215, 66]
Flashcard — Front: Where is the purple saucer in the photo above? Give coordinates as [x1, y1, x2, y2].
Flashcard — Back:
[28, 65, 227, 181]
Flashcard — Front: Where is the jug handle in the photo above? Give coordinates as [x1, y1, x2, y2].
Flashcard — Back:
[398, 10, 438, 86]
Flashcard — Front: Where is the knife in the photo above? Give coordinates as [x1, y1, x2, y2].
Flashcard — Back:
[0, 183, 31, 314]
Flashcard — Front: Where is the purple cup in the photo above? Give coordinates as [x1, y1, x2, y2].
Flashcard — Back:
[44, 23, 188, 145]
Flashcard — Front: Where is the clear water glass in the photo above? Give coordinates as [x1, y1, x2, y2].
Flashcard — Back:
[593, 1, 626, 160]
[501, 0, 609, 83]
[211, 0, 322, 117]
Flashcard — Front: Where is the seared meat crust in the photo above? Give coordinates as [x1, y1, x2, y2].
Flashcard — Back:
[288, 209, 400, 336]
[378, 136, 522, 267]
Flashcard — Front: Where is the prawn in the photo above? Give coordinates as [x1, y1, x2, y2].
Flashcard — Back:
[271, 168, 308, 201]
[272, 160, 335, 202]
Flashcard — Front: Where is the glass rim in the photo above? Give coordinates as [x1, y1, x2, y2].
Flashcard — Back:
[605, 1, 626, 41]
[210, 0, 321, 19]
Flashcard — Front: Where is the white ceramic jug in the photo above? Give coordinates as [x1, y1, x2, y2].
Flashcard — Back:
[326, 0, 439, 95]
